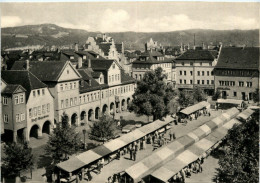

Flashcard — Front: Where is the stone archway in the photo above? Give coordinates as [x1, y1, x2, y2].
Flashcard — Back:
[30, 125, 41, 139]
[110, 102, 115, 114]
[121, 99, 126, 111]
[71, 113, 78, 126]
[127, 98, 131, 109]
[81, 111, 87, 122]
[102, 104, 108, 114]
[42, 121, 51, 134]
[88, 109, 94, 121]
[95, 107, 100, 120]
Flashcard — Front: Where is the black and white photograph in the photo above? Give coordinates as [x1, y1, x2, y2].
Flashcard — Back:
[0, 1, 259, 183]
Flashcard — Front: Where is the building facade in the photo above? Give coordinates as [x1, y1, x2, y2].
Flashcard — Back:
[214, 47, 259, 101]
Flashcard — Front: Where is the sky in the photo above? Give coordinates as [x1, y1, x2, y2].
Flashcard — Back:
[1, 2, 259, 32]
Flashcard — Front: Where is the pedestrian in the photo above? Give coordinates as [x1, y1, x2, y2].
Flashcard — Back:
[133, 149, 136, 161]
[101, 158, 105, 169]
[108, 176, 112, 183]
[86, 168, 92, 181]
[181, 169, 186, 182]
[152, 135, 155, 144]
[129, 147, 133, 160]
[169, 131, 172, 141]
[97, 160, 101, 174]
[42, 174, 47, 183]
[140, 140, 143, 150]
[172, 131, 176, 140]
[155, 130, 158, 137]
[164, 136, 167, 145]
[143, 139, 146, 150]
[117, 150, 120, 160]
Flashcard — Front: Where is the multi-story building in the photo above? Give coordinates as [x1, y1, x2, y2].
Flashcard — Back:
[131, 50, 174, 84]
[175, 48, 220, 95]
[1, 69, 54, 142]
[214, 47, 259, 101]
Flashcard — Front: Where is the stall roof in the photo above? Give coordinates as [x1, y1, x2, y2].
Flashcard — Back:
[125, 108, 239, 182]
[237, 108, 254, 120]
[217, 99, 243, 105]
[180, 101, 210, 115]
[151, 116, 242, 182]
[57, 117, 172, 173]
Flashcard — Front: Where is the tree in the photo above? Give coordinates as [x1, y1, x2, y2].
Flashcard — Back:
[45, 113, 82, 164]
[177, 90, 194, 108]
[89, 114, 116, 143]
[129, 67, 176, 121]
[252, 89, 259, 103]
[193, 87, 207, 103]
[214, 112, 259, 183]
[212, 90, 221, 101]
[2, 142, 34, 178]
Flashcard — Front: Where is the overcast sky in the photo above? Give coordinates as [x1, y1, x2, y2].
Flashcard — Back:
[1, 2, 259, 32]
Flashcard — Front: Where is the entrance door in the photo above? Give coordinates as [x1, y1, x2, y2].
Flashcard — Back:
[222, 91, 227, 99]
[241, 92, 246, 100]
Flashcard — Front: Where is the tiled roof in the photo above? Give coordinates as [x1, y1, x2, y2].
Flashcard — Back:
[98, 44, 111, 56]
[215, 47, 259, 70]
[83, 59, 114, 70]
[2, 84, 26, 94]
[91, 72, 102, 78]
[133, 51, 173, 64]
[115, 44, 122, 53]
[1, 70, 47, 100]
[94, 37, 104, 44]
[11, 61, 68, 82]
[175, 50, 215, 61]
[121, 71, 135, 84]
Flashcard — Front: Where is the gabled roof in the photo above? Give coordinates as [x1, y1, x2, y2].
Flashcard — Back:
[98, 44, 111, 56]
[215, 47, 259, 70]
[175, 50, 215, 61]
[11, 61, 78, 82]
[121, 71, 136, 84]
[1, 70, 47, 100]
[2, 84, 26, 94]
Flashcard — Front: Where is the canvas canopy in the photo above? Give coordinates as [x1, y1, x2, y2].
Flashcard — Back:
[125, 108, 239, 182]
[56, 117, 173, 173]
[180, 101, 210, 115]
[151, 117, 242, 182]
[237, 108, 254, 120]
[217, 99, 243, 106]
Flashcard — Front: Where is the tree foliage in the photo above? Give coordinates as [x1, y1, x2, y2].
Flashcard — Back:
[177, 90, 194, 108]
[193, 87, 207, 103]
[45, 113, 81, 164]
[252, 89, 259, 103]
[129, 67, 176, 121]
[215, 111, 259, 183]
[2, 142, 34, 178]
[89, 114, 116, 143]
[212, 90, 221, 101]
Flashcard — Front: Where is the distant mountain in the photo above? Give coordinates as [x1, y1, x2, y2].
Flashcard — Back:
[1, 24, 259, 50]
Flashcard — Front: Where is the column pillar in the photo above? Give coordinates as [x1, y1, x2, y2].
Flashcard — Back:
[76, 116, 79, 126]
[13, 130, 17, 143]
[23, 127, 29, 142]
[37, 127, 43, 139]
[84, 114, 87, 125]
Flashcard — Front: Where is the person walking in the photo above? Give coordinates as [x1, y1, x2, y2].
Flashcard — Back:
[133, 149, 136, 161]
[172, 131, 176, 140]
[169, 131, 172, 141]
[129, 147, 133, 160]
[143, 139, 146, 150]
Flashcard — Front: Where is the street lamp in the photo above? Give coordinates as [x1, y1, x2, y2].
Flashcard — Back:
[82, 129, 87, 150]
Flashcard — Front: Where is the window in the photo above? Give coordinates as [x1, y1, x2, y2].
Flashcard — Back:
[190, 62, 193, 66]
[179, 71, 182, 75]
[74, 97, 77, 105]
[197, 71, 200, 76]
[190, 80, 193, 84]
[202, 80, 204, 85]
[38, 106, 41, 115]
[139, 74, 142, 80]
[182, 62, 184, 66]
[47, 104, 50, 112]
[16, 114, 20, 122]
[184, 71, 186, 76]
[102, 92, 104, 99]
[184, 80, 186, 84]
[190, 71, 193, 76]
[97, 92, 100, 99]
[67, 69, 69, 74]
[3, 97, 8, 105]
[112, 75, 114, 82]
[135, 74, 137, 79]
[234, 92, 237, 97]
[42, 89, 45, 95]
[66, 99, 69, 107]
[65, 84, 68, 90]
[20, 95, 24, 103]
[197, 80, 200, 84]
[34, 107, 37, 116]
[60, 84, 63, 91]
[33, 91, 36, 97]
[4, 114, 8, 123]
[86, 95, 88, 102]
[118, 74, 120, 81]
[15, 96, 19, 105]
[21, 113, 25, 121]
[37, 90, 40, 96]
[91, 94, 93, 100]
[61, 100, 64, 108]
[42, 104, 46, 114]
[239, 81, 244, 87]
[211, 71, 214, 75]
[180, 79, 182, 84]
[109, 76, 111, 82]
[112, 63, 115, 69]
[211, 80, 214, 85]
[74, 82, 76, 89]
[70, 83, 72, 89]
[29, 108, 32, 118]
[247, 82, 252, 87]
[207, 80, 209, 85]
[70, 98, 73, 106]
[79, 96, 82, 104]
[202, 71, 204, 76]
[207, 71, 209, 76]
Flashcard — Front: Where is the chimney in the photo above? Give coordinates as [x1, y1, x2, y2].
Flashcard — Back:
[75, 43, 79, 52]
[26, 60, 30, 70]
[88, 59, 91, 68]
[78, 57, 82, 68]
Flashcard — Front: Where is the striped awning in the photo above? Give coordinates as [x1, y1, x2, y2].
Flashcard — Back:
[237, 108, 254, 120]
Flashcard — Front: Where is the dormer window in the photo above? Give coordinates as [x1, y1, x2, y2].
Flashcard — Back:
[112, 63, 115, 69]
[67, 70, 69, 74]
[70, 56, 74, 60]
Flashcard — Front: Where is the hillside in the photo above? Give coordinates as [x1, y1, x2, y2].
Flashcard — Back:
[1, 24, 259, 50]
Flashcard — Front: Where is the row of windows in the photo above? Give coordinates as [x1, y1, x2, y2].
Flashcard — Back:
[109, 74, 120, 83]
[179, 79, 214, 85]
[179, 70, 213, 76]
[2, 94, 25, 105]
[61, 97, 78, 109]
[29, 104, 50, 118]
[219, 70, 254, 76]
[219, 81, 252, 87]
[60, 82, 77, 91]
[180, 62, 212, 66]
[33, 89, 46, 97]
[3, 113, 25, 123]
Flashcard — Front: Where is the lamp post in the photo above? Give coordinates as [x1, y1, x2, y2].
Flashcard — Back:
[82, 129, 87, 150]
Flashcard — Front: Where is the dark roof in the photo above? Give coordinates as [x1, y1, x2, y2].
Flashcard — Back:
[1, 70, 47, 100]
[133, 51, 173, 64]
[11, 61, 68, 82]
[98, 44, 111, 56]
[115, 44, 122, 53]
[83, 59, 114, 70]
[175, 50, 215, 61]
[2, 84, 26, 94]
[94, 37, 104, 44]
[121, 71, 135, 84]
[215, 47, 259, 70]
[91, 72, 102, 78]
